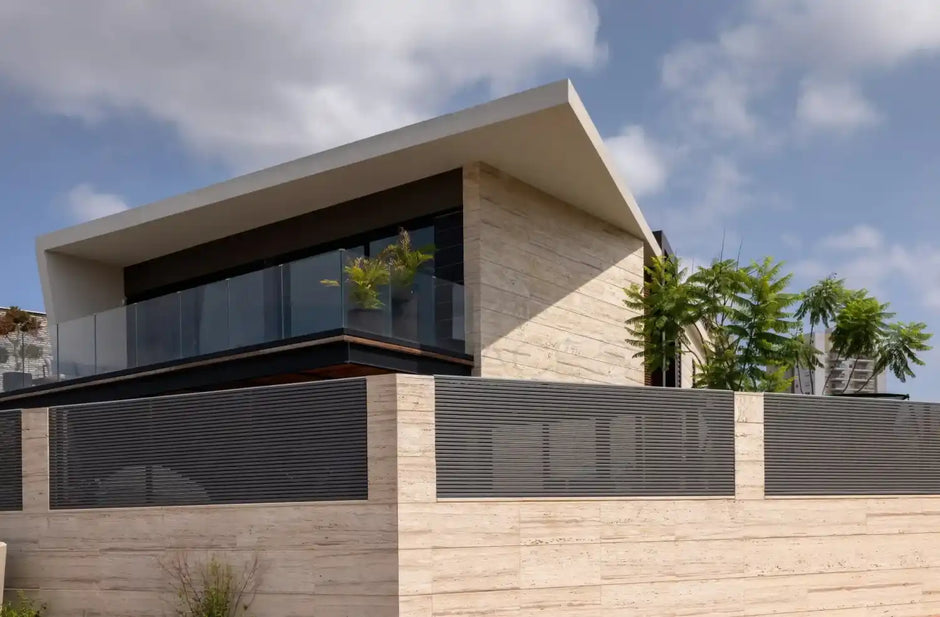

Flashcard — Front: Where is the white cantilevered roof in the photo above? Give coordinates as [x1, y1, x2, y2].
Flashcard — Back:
[35, 80, 660, 323]
[36, 79, 658, 265]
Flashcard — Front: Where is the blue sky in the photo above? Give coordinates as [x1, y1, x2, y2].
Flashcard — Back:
[1, 1, 939, 398]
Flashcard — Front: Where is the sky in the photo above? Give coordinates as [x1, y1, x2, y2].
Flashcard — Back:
[1, 0, 939, 399]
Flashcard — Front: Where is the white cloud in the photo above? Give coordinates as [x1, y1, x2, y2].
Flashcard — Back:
[795, 229, 940, 312]
[66, 184, 128, 221]
[657, 156, 756, 258]
[0, 1, 604, 169]
[660, 0, 940, 140]
[796, 79, 880, 133]
[700, 156, 752, 219]
[820, 224, 884, 251]
[605, 125, 669, 197]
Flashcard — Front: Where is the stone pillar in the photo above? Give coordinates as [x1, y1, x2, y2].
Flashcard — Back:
[734, 393, 765, 500]
[366, 374, 437, 617]
[21, 408, 49, 512]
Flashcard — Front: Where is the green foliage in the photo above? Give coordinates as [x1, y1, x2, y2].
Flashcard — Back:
[795, 275, 848, 330]
[379, 228, 435, 290]
[684, 257, 797, 391]
[165, 554, 260, 617]
[624, 255, 696, 380]
[321, 256, 390, 310]
[875, 321, 932, 384]
[0, 592, 46, 617]
[625, 253, 933, 394]
[783, 326, 823, 394]
[830, 292, 892, 361]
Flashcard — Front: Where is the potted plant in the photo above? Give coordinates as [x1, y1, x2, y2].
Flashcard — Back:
[379, 229, 434, 341]
[0, 307, 43, 391]
[321, 255, 390, 333]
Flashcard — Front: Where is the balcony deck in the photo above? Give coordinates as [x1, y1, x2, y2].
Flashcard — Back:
[0, 248, 470, 408]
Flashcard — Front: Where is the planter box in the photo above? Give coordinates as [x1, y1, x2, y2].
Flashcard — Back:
[1, 372, 32, 392]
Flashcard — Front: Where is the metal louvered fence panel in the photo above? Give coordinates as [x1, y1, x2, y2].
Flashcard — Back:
[0, 409, 22, 511]
[435, 377, 735, 498]
[765, 394, 940, 496]
[50, 379, 367, 509]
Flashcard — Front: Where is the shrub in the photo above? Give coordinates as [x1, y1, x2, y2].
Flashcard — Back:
[164, 553, 260, 617]
[0, 592, 46, 617]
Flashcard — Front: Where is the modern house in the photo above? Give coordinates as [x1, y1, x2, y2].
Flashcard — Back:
[5, 81, 940, 617]
[0, 79, 660, 410]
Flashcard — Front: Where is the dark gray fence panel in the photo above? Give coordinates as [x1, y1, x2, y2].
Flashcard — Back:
[0, 409, 22, 511]
[765, 394, 940, 496]
[435, 377, 735, 498]
[50, 379, 367, 509]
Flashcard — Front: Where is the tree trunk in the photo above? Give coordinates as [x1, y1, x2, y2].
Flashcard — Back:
[822, 352, 842, 393]
[807, 327, 816, 394]
[839, 359, 859, 395]
[853, 368, 878, 394]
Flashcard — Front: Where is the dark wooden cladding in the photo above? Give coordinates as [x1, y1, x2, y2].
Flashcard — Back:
[124, 169, 463, 302]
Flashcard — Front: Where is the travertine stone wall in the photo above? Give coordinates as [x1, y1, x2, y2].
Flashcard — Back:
[463, 163, 646, 385]
[6, 382, 940, 616]
[399, 389, 940, 617]
[0, 377, 412, 617]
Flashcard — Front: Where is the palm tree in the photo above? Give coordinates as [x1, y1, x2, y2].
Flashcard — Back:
[826, 293, 893, 394]
[794, 275, 847, 392]
[859, 321, 932, 391]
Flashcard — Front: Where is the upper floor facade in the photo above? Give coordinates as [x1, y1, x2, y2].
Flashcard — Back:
[1, 80, 662, 408]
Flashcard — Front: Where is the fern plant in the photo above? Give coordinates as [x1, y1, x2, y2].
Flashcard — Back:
[379, 228, 434, 292]
[321, 255, 390, 310]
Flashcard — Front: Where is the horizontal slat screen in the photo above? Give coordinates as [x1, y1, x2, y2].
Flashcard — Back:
[765, 394, 940, 495]
[435, 377, 735, 498]
[50, 379, 367, 509]
[0, 409, 22, 511]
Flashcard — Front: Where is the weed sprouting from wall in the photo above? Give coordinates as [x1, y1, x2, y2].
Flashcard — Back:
[162, 553, 261, 617]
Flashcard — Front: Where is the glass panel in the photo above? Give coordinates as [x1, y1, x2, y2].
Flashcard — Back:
[390, 269, 426, 344]
[135, 293, 181, 366]
[181, 279, 229, 356]
[285, 250, 344, 337]
[228, 266, 282, 349]
[343, 252, 391, 338]
[55, 314, 96, 380]
[421, 275, 466, 354]
[95, 306, 130, 374]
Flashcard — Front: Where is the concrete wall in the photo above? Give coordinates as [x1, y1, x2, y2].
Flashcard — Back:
[40, 253, 125, 325]
[463, 163, 645, 385]
[6, 377, 940, 616]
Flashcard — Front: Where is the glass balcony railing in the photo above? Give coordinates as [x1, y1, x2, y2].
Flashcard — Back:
[36, 249, 466, 388]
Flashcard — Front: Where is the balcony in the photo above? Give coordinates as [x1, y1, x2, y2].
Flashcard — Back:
[36, 249, 466, 390]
